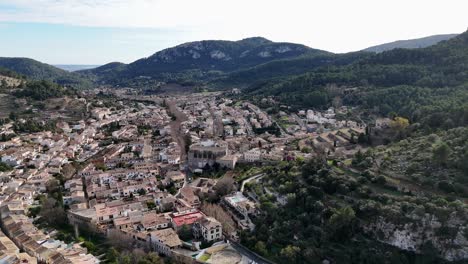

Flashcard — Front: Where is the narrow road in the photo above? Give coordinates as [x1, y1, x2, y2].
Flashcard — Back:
[209, 108, 223, 138]
[240, 173, 265, 192]
[166, 99, 191, 197]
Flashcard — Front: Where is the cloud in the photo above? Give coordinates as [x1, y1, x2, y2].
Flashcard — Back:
[0, 0, 467, 53]
[0, 0, 229, 28]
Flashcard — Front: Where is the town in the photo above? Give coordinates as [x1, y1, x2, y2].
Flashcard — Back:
[0, 88, 382, 264]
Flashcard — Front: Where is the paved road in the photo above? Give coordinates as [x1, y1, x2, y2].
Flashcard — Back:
[229, 239, 275, 264]
[167, 99, 190, 197]
[167, 100, 188, 160]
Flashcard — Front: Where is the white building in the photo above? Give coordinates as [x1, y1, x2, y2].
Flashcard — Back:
[243, 148, 261, 163]
[193, 217, 222, 242]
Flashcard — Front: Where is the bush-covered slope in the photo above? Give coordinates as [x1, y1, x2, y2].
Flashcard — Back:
[244, 30, 468, 116]
[243, 153, 468, 263]
[0, 57, 92, 88]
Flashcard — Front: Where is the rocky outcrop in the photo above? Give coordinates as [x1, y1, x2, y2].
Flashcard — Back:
[365, 212, 468, 261]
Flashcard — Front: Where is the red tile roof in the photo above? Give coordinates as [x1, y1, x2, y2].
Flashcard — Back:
[171, 210, 204, 227]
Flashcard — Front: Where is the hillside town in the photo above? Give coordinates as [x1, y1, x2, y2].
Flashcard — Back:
[0, 89, 373, 264]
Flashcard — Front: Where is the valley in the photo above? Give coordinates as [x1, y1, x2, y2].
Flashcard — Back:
[0, 28, 467, 264]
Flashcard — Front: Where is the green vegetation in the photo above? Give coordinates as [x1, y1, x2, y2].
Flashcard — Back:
[0, 66, 25, 79]
[374, 127, 468, 196]
[13, 119, 56, 133]
[242, 159, 468, 263]
[242, 31, 468, 132]
[199, 253, 211, 262]
[13, 80, 75, 100]
[0, 57, 92, 88]
[0, 161, 13, 172]
[106, 249, 164, 264]
[177, 224, 193, 241]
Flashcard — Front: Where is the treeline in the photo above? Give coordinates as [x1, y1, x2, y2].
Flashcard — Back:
[0, 57, 93, 88]
[346, 85, 468, 130]
[243, 31, 468, 123]
[13, 119, 57, 133]
[0, 67, 25, 79]
[13, 80, 76, 100]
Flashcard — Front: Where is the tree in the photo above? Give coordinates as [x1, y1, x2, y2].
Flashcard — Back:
[106, 247, 120, 263]
[201, 203, 236, 234]
[39, 197, 66, 227]
[107, 229, 135, 251]
[0, 161, 13, 172]
[138, 188, 147, 195]
[147, 200, 156, 210]
[137, 252, 163, 264]
[433, 142, 451, 165]
[83, 241, 97, 254]
[390, 117, 409, 132]
[280, 245, 301, 263]
[0, 79, 9, 89]
[213, 176, 235, 198]
[178, 225, 192, 241]
[328, 206, 357, 241]
[254, 241, 268, 256]
[8, 112, 17, 121]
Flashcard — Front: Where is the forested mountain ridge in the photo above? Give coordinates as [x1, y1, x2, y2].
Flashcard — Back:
[214, 51, 372, 86]
[2, 32, 463, 90]
[244, 30, 468, 115]
[363, 34, 458, 53]
[78, 37, 329, 85]
[0, 57, 92, 88]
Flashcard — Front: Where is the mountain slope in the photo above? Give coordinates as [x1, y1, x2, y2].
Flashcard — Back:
[80, 37, 329, 85]
[244, 30, 468, 132]
[247, 30, 468, 96]
[363, 34, 458, 53]
[0, 57, 92, 88]
[216, 51, 372, 86]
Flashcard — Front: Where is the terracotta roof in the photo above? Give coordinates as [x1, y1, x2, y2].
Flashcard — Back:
[149, 229, 182, 248]
[171, 210, 204, 227]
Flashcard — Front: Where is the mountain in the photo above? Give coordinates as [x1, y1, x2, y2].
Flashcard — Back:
[54, 64, 101, 72]
[0, 57, 92, 88]
[216, 51, 372, 86]
[244, 30, 468, 129]
[80, 37, 329, 86]
[363, 34, 458, 53]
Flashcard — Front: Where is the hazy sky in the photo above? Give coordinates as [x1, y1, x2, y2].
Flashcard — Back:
[0, 0, 467, 64]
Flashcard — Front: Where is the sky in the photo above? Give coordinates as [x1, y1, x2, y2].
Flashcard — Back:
[0, 0, 467, 65]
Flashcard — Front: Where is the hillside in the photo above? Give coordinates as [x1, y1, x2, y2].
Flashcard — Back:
[243, 137, 468, 263]
[215, 51, 372, 87]
[0, 57, 92, 88]
[244, 30, 468, 120]
[0, 67, 24, 88]
[0, 75, 22, 88]
[363, 34, 458, 53]
[79, 37, 328, 86]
